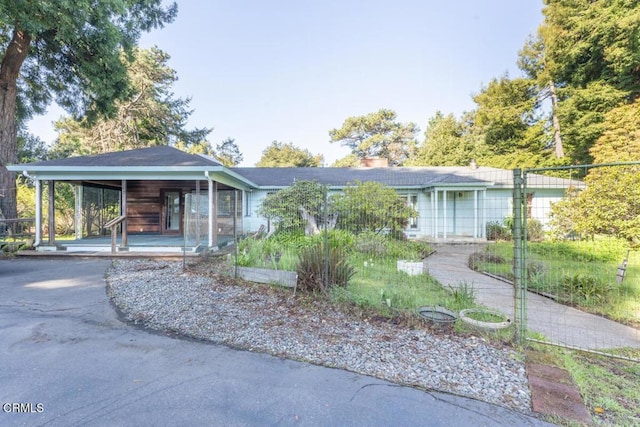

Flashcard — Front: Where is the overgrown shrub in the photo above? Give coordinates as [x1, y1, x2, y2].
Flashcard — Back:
[332, 181, 415, 235]
[355, 231, 388, 256]
[526, 218, 544, 242]
[468, 251, 507, 271]
[385, 239, 432, 260]
[527, 261, 546, 280]
[296, 243, 355, 293]
[486, 221, 511, 241]
[271, 230, 309, 249]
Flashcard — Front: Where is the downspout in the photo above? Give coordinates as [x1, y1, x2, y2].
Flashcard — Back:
[22, 171, 41, 246]
[205, 171, 214, 248]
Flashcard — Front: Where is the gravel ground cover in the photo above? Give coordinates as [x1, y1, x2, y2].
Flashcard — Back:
[106, 258, 533, 413]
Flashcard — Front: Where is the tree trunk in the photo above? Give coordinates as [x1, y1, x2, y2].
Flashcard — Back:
[0, 28, 31, 220]
[299, 206, 320, 236]
[549, 80, 565, 158]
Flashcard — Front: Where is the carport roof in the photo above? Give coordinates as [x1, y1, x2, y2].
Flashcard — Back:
[19, 145, 223, 167]
[8, 146, 255, 189]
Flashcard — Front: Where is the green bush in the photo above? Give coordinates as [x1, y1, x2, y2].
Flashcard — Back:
[526, 218, 545, 242]
[355, 231, 388, 256]
[271, 230, 309, 249]
[526, 261, 546, 280]
[468, 251, 507, 271]
[486, 221, 511, 241]
[296, 243, 355, 293]
[386, 239, 432, 260]
[325, 229, 356, 252]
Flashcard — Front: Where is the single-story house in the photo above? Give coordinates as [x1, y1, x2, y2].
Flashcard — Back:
[8, 146, 580, 253]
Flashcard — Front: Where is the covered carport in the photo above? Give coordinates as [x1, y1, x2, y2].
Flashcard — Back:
[8, 146, 254, 253]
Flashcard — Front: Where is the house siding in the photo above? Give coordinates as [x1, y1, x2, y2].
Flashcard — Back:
[241, 186, 568, 240]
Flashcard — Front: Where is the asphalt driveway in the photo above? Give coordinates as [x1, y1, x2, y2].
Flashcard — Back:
[0, 258, 553, 426]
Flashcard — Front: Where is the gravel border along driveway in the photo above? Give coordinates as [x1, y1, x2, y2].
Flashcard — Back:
[106, 258, 533, 414]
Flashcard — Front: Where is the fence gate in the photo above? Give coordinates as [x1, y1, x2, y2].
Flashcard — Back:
[514, 163, 640, 361]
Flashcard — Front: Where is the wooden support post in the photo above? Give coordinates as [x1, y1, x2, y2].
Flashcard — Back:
[121, 180, 128, 247]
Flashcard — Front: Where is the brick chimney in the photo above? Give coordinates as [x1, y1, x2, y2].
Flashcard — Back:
[360, 158, 389, 167]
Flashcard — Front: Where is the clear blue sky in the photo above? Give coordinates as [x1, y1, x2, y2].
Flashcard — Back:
[27, 1, 544, 166]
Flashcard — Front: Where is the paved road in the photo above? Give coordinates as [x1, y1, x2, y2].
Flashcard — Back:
[0, 258, 553, 427]
[425, 244, 640, 350]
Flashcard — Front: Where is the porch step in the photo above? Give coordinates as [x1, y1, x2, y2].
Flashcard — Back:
[34, 244, 204, 254]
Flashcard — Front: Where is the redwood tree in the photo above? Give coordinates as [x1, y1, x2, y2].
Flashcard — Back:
[0, 0, 176, 219]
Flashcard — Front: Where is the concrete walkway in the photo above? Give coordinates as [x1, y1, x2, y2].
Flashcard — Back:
[425, 244, 640, 350]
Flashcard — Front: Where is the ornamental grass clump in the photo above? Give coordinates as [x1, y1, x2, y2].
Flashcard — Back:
[296, 243, 355, 294]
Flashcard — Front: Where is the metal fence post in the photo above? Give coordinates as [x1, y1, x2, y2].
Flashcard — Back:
[323, 187, 329, 289]
[513, 169, 526, 345]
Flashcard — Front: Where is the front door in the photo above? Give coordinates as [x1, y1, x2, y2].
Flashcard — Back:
[161, 190, 182, 234]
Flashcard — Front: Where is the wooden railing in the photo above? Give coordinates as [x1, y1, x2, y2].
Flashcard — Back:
[0, 218, 35, 240]
[104, 215, 127, 254]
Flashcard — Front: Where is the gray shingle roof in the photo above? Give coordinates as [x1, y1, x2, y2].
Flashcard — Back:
[21, 146, 222, 168]
[13, 146, 581, 190]
[232, 166, 488, 188]
[232, 166, 583, 189]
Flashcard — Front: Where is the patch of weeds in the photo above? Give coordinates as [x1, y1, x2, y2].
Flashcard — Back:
[463, 310, 507, 323]
[525, 343, 640, 426]
[560, 274, 612, 306]
[562, 351, 640, 426]
[453, 316, 516, 344]
[446, 282, 475, 311]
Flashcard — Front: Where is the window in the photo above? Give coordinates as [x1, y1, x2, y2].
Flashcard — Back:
[218, 191, 232, 216]
[400, 194, 419, 229]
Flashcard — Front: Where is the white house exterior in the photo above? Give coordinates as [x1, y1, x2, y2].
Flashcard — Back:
[9, 147, 581, 250]
[233, 166, 579, 241]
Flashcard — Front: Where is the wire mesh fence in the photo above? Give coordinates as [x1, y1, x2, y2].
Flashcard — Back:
[80, 185, 121, 237]
[235, 164, 639, 360]
[515, 163, 640, 360]
[234, 168, 524, 336]
[184, 189, 243, 248]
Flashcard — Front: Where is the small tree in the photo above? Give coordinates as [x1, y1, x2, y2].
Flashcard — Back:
[549, 101, 640, 243]
[257, 181, 328, 234]
[331, 181, 416, 236]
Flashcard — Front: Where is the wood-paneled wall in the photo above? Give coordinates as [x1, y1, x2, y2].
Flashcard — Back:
[126, 180, 194, 234]
[124, 180, 242, 235]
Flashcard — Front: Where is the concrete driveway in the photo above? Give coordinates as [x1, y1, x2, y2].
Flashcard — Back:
[0, 258, 553, 427]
